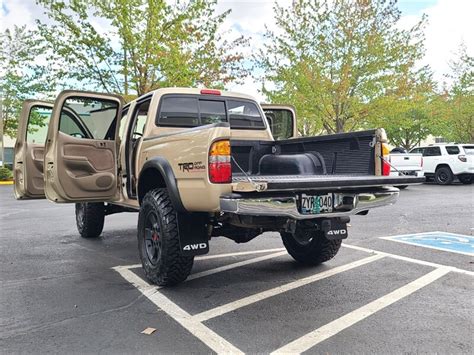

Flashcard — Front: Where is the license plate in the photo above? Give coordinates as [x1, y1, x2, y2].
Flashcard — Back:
[300, 193, 334, 214]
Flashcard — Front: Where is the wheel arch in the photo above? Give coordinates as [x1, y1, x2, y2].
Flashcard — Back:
[435, 163, 452, 172]
[137, 157, 186, 212]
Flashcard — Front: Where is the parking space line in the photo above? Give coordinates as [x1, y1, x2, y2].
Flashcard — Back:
[116, 248, 287, 270]
[187, 251, 287, 281]
[342, 243, 474, 277]
[271, 267, 451, 354]
[193, 254, 385, 322]
[115, 267, 244, 354]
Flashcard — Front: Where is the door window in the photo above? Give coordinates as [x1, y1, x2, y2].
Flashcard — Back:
[26, 106, 53, 144]
[423, 147, 441, 157]
[60, 97, 119, 140]
[264, 109, 294, 140]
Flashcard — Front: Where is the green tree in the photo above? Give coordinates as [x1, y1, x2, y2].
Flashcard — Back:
[443, 43, 473, 143]
[36, 0, 249, 97]
[0, 26, 55, 138]
[257, 0, 427, 135]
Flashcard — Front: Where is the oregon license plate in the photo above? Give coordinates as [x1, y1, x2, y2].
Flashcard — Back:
[300, 193, 334, 214]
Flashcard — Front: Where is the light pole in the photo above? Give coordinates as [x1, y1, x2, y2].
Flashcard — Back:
[0, 88, 4, 167]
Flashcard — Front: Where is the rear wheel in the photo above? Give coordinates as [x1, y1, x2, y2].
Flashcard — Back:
[75, 202, 105, 238]
[435, 166, 454, 185]
[281, 229, 342, 265]
[459, 175, 473, 184]
[138, 188, 194, 286]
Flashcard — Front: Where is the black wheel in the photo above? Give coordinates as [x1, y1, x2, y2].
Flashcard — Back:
[459, 176, 473, 184]
[281, 228, 342, 265]
[396, 185, 408, 189]
[435, 166, 454, 185]
[138, 188, 194, 286]
[75, 202, 105, 238]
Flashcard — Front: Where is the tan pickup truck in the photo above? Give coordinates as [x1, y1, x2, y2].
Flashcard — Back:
[13, 88, 424, 285]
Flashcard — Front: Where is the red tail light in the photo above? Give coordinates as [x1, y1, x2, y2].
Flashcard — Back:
[381, 143, 390, 176]
[209, 140, 231, 183]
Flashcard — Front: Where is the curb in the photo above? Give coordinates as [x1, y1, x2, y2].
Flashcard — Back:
[0, 181, 14, 185]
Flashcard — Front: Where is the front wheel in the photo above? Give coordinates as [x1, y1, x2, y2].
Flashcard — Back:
[281, 229, 342, 265]
[138, 188, 194, 286]
[75, 202, 105, 238]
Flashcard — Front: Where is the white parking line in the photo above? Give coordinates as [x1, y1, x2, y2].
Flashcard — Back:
[115, 267, 244, 354]
[193, 254, 385, 322]
[272, 267, 451, 354]
[187, 251, 287, 281]
[116, 248, 287, 270]
[342, 243, 474, 276]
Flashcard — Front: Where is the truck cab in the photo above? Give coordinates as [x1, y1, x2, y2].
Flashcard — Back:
[14, 88, 424, 286]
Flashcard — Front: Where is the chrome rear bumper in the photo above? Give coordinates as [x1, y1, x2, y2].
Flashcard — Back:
[220, 187, 399, 220]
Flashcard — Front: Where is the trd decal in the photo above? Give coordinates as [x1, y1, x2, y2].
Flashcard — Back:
[178, 161, 205, 172]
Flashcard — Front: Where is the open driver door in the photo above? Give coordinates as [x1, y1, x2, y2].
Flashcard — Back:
[14, 100, 54, 199]
[261, 104, 298, 140]
[44, 90, 124, 203]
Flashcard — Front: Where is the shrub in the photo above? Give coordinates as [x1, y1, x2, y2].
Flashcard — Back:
[0, 166, 12, 181]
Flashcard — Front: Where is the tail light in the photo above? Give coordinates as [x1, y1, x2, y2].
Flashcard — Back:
[381, 143, 390, 176]
[209, 140, 231, 183]
[458, 155, 467, 162]
[421, 157, 423, 168]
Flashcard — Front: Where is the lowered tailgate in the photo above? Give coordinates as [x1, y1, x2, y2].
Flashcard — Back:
[232, 174, 425, 192]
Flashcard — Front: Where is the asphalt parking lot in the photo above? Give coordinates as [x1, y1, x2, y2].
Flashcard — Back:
[1, 183, 473, 353]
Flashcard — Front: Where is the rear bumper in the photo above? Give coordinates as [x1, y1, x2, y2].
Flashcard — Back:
[220, 187, 399, 220]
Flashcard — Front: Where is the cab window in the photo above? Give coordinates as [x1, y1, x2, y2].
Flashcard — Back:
[264, 109, 294, 140]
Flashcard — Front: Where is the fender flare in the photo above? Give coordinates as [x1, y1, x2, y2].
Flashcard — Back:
[138, 157, 186, 212]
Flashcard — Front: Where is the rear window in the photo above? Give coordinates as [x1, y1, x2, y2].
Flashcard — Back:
[446, 146, 460, 155]
[157, 95, 265, 129]
[227, 100, 265, 129]
[463, 145, 474, 155]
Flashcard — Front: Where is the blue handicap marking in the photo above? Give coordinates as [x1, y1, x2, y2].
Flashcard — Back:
[382, 232, 474, 256]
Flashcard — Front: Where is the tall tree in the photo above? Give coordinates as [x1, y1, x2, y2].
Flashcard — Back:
[257, 0, 427, 135]
[36, 0, 249, 98]
[442, 43, 473, 142]
[0, 26, 55, 139]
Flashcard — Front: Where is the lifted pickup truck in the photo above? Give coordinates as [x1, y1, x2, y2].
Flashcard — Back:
[14, 88, 424, 285]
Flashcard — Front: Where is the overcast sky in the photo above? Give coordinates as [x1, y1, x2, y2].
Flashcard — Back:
[1, 0, 473, 100]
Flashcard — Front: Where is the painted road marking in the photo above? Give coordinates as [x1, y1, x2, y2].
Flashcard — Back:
[115, 267, 243, 354]
[271, 267, 451, 355]
[193, 254, 385, 322]
[342, 243, 474, 276]
[119, 248, 287, 270]
[380, 232, 474, 256]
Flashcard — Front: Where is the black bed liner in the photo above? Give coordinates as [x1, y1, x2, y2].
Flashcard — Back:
[233, 175, 425, 191]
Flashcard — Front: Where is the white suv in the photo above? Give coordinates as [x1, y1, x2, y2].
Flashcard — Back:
[410, 144, 474, 185]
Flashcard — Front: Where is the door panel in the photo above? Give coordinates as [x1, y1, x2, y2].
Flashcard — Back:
[14, 101, 53, 199]
[44, 90, 123, 203]
[261, 104, 297, 140]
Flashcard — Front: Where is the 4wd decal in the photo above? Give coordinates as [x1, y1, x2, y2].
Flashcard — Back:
[183, 243, 208, 251]
[178, 161, 206, 172]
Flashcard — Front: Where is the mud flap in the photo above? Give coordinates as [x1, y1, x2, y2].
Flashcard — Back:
[321, 218, 349, 240]
[177, 212, 210, 256]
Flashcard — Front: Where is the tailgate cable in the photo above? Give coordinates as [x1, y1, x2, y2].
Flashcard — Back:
[231, 156, 265, 191]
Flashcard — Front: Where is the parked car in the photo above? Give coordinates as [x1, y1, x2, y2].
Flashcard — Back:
[410, 144, 474, 185]
[388, 148, 423, 189]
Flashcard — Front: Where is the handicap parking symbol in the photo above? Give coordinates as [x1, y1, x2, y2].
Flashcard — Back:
[381, 232, 474, 256]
